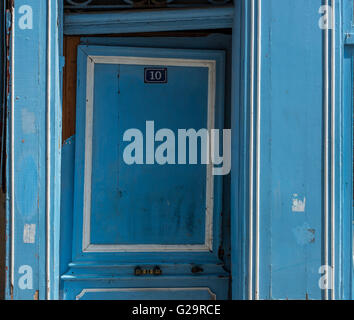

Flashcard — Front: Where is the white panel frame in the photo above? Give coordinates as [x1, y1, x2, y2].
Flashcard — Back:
[82, 55, 217, 253]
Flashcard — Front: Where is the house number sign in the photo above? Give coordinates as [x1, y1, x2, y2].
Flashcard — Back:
[144, 68, 168, 83]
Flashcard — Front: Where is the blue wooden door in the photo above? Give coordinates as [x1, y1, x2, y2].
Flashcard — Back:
[62, 45, 229, 300]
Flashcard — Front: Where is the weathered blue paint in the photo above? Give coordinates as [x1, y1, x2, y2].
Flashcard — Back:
[60, 44, 229, 299]
[6, 0, 48, 300]
[91, 66, 208, 245]
[59, 135, 75, 289]
[230, 0, 353, 300]
[5, 0, 354, 300]
[73, 287, 217, 300]
[342, 47, 353, 300]
[59, 34, 234, 299]
[47, 0, 63, 301]
[230, 0, 247, 300]
[63, 0, 232, 10]
[342, 0, 354, 301]
[5, 0, 62, 300]
[259, 0, 324, 299]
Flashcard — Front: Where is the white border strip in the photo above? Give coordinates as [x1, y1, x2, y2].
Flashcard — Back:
[10, 3, 15, 294]
[82, 55, 216, 253]
[248, 0, 255, 301]
[76, 287, 216, 300]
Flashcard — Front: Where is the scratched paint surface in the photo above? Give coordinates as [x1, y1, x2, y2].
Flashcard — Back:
[259, 0, 324, 299]
[59, 35, 233, 300]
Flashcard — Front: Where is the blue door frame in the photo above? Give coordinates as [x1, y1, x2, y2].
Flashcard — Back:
[4, 0, 354, 300]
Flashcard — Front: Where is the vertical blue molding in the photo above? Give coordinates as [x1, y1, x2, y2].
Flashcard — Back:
[5, 0, 61, 300]
[4, 5, 11, 300]
[53, 0, 64, 301]
[0, 0, 4, 183]
[48, 0, 62, 300]
[6, 0, 47, 299]
[232, 0, 262, 300]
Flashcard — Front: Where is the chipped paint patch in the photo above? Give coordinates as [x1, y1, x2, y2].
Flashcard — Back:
[292, 223, 315, 245]
[23, 224, 36, 244]
[21, 109, 36, 134]
[292, 194, 306, 212]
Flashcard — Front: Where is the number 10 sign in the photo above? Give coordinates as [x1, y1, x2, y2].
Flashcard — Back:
[144, 68, 168, 84]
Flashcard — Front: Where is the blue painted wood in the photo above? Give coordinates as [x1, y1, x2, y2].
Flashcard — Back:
[59, 136, 75, 293]
[342, 47, 353, 300]
[91, 64, 209, 245]
[333, 0, 352, 300]
[230, 0, 246, 300]
[6, 0, 48, 300]
[72, 44, 224, 255]
[6, 0, 353, 300]
[4, 8, 10, 301]
[344, 34, 354, 45]
[64, 0, 232, 10]
[0, 1, 5, 185]
[63, 44, 229, 299]
[48, 0, 63, 301]
[343, 0, 354, 34]
[259, 0, 325, 299]
[77, 33, 233, 271]
[64, 6, 234, 35]
[76, 288, 216, 300]
[59, 34, 234, 299]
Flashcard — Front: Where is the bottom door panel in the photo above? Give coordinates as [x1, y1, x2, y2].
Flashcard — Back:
[63, 277, 229, 300]
[76, 288, 216, 300]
